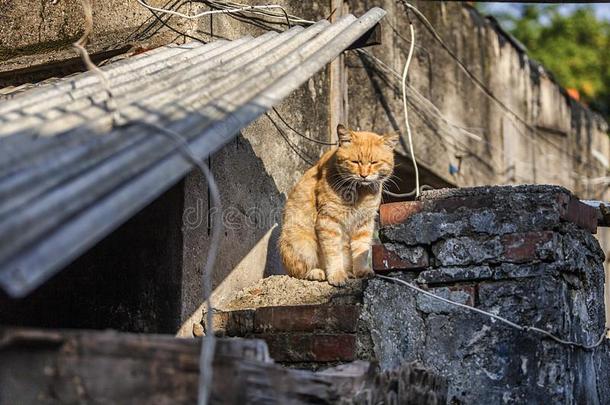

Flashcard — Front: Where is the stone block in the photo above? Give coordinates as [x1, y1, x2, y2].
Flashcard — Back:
[432, 231, 562, 266]
[416, 285, 476, 313]
[417, 265, 492, 284]
[379, 185, 598, 248]
[372, 244, 428, 272]
[432, 236, 503, 266]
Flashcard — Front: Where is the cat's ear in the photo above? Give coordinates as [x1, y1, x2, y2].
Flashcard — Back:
[383, 132, 400, 149]
[337, 124, 352, 146]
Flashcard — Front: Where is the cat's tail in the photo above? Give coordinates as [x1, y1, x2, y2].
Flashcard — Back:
[279, 232, 324, 281]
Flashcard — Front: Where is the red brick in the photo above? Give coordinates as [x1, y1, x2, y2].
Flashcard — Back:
[372, 244, 428, 273]
[447, 285, 477, 307]
[210, 310, 254, 336]
[253, 305, 360, 333]
[379, 201, 423, 226]
[501, 231, 555, 262]
[257, 333, 356, 362]
[557, 194, 598, 234]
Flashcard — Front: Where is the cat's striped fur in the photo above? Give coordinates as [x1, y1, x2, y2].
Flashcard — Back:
[279, 124, 398, 286]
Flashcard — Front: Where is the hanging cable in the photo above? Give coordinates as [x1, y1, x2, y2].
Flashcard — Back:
[136, 0, 299, 27]
[73, 3, 221, 404]
[377, 274, 609, 350]
[401, 13, 419, 198]
[272, 107, 337, 146]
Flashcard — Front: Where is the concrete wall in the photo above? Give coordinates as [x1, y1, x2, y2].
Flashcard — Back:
[0, 0, 190, 87]
[347, 1, 609, 196]
[179, 0, 610, 334]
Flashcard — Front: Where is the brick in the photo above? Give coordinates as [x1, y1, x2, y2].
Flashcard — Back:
[253, 305, 360, 333]
[372, 244, 428, 273]
[556, 194, 598, 234]
[209, 310, 254, 336]
[379, 201, 423, 226]
[257, 333, 357, 362]
[500, 231, 559, 263]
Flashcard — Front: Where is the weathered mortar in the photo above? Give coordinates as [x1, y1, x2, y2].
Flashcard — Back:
[364, 185, 610, 404]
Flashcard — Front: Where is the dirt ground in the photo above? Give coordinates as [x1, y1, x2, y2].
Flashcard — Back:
[218, 275, 365, 311]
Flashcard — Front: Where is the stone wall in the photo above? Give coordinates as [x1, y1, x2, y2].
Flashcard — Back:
[205, 185, 610, 403]
[366, 185, 610, 403]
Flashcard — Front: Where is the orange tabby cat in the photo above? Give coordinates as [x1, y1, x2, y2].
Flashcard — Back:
[279, 124, 398, 286]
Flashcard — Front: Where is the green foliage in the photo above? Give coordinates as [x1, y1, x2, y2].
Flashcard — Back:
[492, 5, 610, 119]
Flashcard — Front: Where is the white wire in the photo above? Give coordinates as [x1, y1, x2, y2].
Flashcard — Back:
[401, 20, 419, 198]
[377, 274, 609, 350]
[205, 0, 314, 25]
[148, 125, 221, 405]
[135, 0, 311, 26]
[357, 48, 588, 186]
[136, 0, 280, 19]
[73, 4, 220, 403]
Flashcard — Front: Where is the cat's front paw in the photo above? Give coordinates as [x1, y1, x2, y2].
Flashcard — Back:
[353, 266, 375, 279]
[327, 270, 348, 287]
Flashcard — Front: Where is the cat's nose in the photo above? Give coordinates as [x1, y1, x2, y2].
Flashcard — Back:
[360, 174, 368, 179]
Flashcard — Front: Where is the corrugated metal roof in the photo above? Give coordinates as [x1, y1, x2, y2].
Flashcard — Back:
[0, 8, 386, 297]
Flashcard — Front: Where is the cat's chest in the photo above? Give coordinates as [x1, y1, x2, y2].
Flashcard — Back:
[344, 206, 376, 230]
[336, 199, 378, 230]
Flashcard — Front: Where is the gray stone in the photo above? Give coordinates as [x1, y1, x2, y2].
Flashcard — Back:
[385, 243, 426, 265]
[380, 205, 562, 246]
[415, 287, 472, 314]
[432, 236, 503, 266]
[417, 265, 493, 284]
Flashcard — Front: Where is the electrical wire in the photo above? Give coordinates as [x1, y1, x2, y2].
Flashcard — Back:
[272, 107, 337, 146]
[265, 112, 315, 166]
[377, 274, 609, 350]
[147, 123, 221, 405]
[73, 3, 220, 404]
[401, 15, 419, 198]
[202, 0, 314, 25]
[384, 184, 433, 198]
[136, 0, 299, 27]
[396, 0, 606, 176]
[355, 48, 592, 186]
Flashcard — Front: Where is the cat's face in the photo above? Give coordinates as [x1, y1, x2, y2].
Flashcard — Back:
[334, 125, 398, 188]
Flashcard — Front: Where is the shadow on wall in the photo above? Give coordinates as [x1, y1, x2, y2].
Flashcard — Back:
[178, 132, 290, 335]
